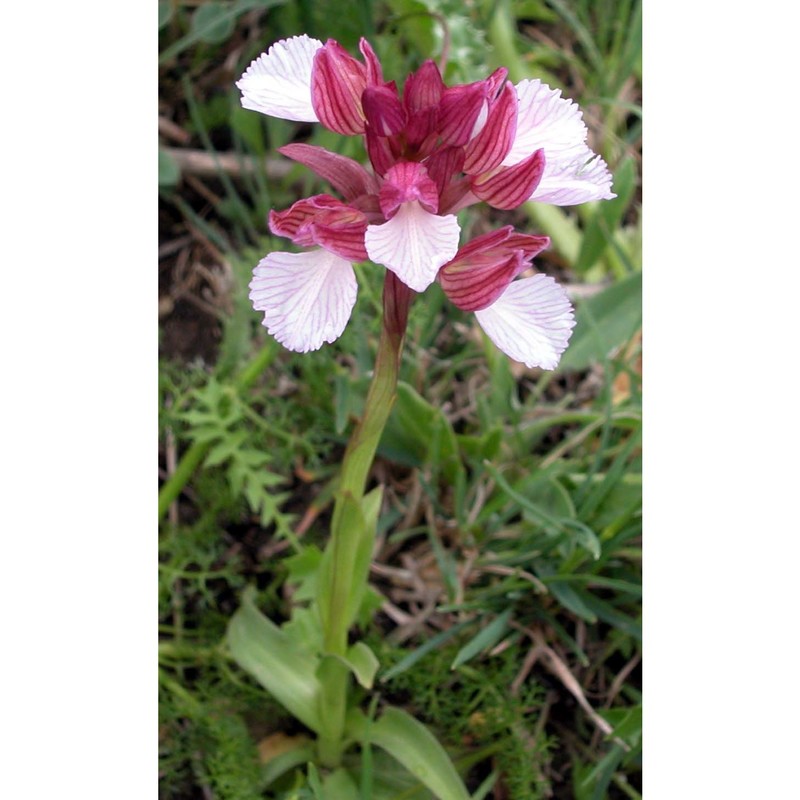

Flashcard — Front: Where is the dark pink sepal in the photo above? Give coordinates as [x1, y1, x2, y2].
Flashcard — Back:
[311, 40, 367, 135]
[437, 81, 489, 147]
[278, 143, 377, 201]
[362, 83, 407, 137]
[464, 81, 518, 175]
[471, 149, 546, 210]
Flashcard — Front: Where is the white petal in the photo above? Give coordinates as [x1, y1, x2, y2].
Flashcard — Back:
[236, 34, 323, 122]
[364, 202, 460, 292]
[502, 79, 588, 167]
[249, 249, 357, 352]
[531, 147, 616, 205]
[474, 275, 576, 370]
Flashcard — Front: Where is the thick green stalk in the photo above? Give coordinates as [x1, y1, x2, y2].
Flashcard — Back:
[323, 272, 412, 655]
[316, 272, 413, 768]
[336, 273, 412, 503]
[158, 341, 278, 521]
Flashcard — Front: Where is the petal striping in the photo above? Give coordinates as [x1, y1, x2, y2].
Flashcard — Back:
[249, 250, 358, 352]
[365, 202, 460, 292]
[474, 275, 575, 370]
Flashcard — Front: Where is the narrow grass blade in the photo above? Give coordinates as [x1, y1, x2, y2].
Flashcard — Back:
[451, 609, 513, 669]
[380, 620, 474, 682]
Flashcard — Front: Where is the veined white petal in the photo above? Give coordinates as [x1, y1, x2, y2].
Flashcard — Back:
[364, 202, 460, 293]
[502, 79, 588, 167]
[474, 275, 575, 370]
[236, 34, 323, 121]
[249, 249, 357, 352]
[531, 148, 616, 205]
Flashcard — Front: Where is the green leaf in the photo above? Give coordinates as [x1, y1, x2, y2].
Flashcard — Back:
[158, 148, 180, 187]
[334, 372, 352, 435]
[284, 545, 323, 602]
[451, 608, 513, 669]
[158, 1, 173, 29]
[342, 641, 380, 689]
[260, 737, 315, 788]
[307, 763, 324, 797]
[457, 426, 502, 463]
[514, 0, 557, 21]
[235, 0, 286, 9]
[159, 0, 288, 63]
[575, 745, 627, 800]
[579, 593, 641, 640]
[204, 430, 247, 467]
[483, 463, 600, 556]
[384, 0, 438, 62]
[226, 587, 323, 733]
[600, 704, 642, 750]
[355, 585, 385, 629]
[526, 475, 577, 522]
[380, 620, 474, 682]
[322, 768, 360, 798]
[281, 606, 324, 653]
[546, 580, 598, 623]
[191, 3, 235, 44]
[380, 382, 463, 484]
[558, 271, 642, 371]
[565, 520, 602, 560]
[352, 707, 470, 800]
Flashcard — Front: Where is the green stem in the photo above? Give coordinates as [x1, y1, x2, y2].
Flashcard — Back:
[336, 273, 412, 502]
[158, 341, 278, 521]
[316, 272, 413, 768]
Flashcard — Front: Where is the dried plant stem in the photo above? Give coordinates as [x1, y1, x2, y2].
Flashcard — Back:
[163, 147, 292, 180]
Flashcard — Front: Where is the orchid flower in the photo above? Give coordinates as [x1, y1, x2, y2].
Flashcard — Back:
[238, 34, 615, 368]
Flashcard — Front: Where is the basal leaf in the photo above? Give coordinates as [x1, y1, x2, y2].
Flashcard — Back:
[351, 706, 470, 800]
[226, 587, 322, 733]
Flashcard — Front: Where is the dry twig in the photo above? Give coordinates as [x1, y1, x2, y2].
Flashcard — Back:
[511, 624, 631, 750]
[163, 147, 292, 180]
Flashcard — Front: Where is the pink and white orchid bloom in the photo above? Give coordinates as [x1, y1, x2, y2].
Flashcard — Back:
[238, 35, 615, 367]
[248, 195, 368, 352]
[439, 227, 575, 369]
